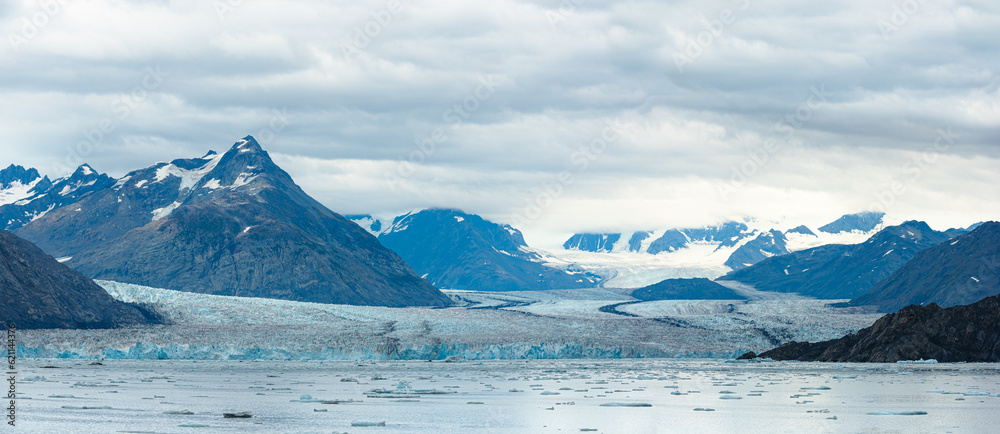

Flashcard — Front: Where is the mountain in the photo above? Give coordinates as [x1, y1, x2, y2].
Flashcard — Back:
[818, 211, 885, 234]
[719, 221, 952, 299]
[0, 164, 113, 231]
[753, 294, 1000, 362]
[562, 221, 752, 254]
[0, 230, 158, 329]
[0, 164, 50, 207]
[631, 278, 747, 301]
[785, 225, 815, 236]
[724, 229, 788, 270]
[850, 222, 1000, 312]
[13, 136, 451, 307]
[376, 209, 599, 291]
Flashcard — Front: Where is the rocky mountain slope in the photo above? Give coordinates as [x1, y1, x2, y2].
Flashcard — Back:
[754, 294, 1000, 362]
[0, 230, 158, 329]
[374, 209, 599, 291]
[631, 278, 747, 301]
[850, 221, 1000, 312]
[12, 136, 451, 307]
[719, 221, 952, 299]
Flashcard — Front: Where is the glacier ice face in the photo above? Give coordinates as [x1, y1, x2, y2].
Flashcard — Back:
[14, 281, 883, 362]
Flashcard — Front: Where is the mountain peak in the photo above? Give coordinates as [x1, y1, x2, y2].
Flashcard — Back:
[232, 136, 264, 153]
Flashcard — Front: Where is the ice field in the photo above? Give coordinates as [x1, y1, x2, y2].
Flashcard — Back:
[9, 358, 1000, 433]
[14, 281, 884, 361]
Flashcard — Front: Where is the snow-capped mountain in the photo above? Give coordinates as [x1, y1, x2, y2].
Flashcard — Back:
[720, 221, 954, 299]
[851, 221, 1000, 312]
[0, 164, 114, 230]
[817, 211, 885, 234]
[0, 164, 49, 206]
[563, 221, 752, 254]
[13, 136, 451, 307]
[0, 229, 158, 329]
[352, 209, 600, 291]
[724, 229, 789, 270]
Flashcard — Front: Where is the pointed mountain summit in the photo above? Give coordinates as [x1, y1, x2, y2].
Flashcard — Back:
[0, 230, 158, 329]
[0, 164, 113, 230]
[14, 136, 451, 307]
[818, 211, 885, 234]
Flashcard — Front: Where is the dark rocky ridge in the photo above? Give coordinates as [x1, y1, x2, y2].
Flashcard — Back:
[0, 230, 158, 329]
[631, 278, 747, 301]
[14, 137, 451, 307]
[1, 164, 113, 231]
[850, 221, 1000, 312]
[724, 229, 788, 270]
[754, 294, 1000, 362]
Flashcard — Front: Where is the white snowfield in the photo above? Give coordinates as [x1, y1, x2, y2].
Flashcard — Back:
[17, 281, 882, 362]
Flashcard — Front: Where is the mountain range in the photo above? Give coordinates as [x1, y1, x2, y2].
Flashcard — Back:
[350, 209, 599, 291]
[3, 137, 451, 307]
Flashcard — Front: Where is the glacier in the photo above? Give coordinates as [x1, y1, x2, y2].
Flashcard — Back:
[16, 281, 882, 362]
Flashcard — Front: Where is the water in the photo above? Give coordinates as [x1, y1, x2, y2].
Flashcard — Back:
[10, 359, 1000, 433]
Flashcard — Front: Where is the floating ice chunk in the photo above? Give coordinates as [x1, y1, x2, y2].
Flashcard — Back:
[467, 401, 485, 404]
[600, 402, 652, 407]
[694, 408, 715, 411]
[963, 391, 990, 396]
[351, 420, 387, 427]
[801, 386, 831, 390]
[541, 391, 560, 395]
[867, 411, 927, 416]
[178, 422, 211, 427]
[163, 410, 194, 415]
[61, 406, 113, 410]
[222, 412, 252, 418]
[719, 395, 742, 400]
[897, 359, 937, 365]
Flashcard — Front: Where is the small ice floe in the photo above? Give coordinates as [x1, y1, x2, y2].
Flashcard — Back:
[832, 376, 856, 380]
[509, 389, 524, 392]
[926, 390, 946, 394]
[867, 411, 928, 416]
[693, 408, 715, 412]
[897, 359, 938, 365]
[670, 391, 688, 396]
[178, 422, 211, 428]
[719, 395, 742, 400]
[827, 416, 838, 420]
[719, 390, 735, 394]
[291, 394, 319, 402]
[801, 386, 831, 390]
[163, 410, 194, 415]
[48, 394, 78, 399]
[963, 391, 991, 396]
[581, 429, 598, 432]
[467, 401, 485, 405]
[340, 377, 358, 382]
[61, 406, 113, 410]
[599, 402, 652, 407]
[351, 420, 386, 427]
[314, 409, 328, 412]
[22, 376, 46, 381]
[320, 399, 359, 404]
[222, 412, 252, 418]
[541, 391, 560, 395]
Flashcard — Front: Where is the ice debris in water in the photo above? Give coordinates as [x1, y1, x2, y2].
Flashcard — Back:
[867, 410, 928, 416]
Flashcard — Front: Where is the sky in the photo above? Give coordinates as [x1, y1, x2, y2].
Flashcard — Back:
[1, 0, 998, 249]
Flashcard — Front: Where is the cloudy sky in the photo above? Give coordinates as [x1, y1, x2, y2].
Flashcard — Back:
[1, 0, 997, 248]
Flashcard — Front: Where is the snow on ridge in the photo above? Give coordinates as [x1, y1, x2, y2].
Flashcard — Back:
[153, 152, 225, 191]
[0, 178, 41, 206]
[150, 201, 182, 221]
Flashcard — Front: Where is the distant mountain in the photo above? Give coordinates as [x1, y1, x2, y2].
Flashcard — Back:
[754, 294, 1000, 363]
[0, 230, 158, 329]
[14, 136, 451, 307]
[0, 164, 113, 230]
[345, 214, 385, 234]
[631, 278, 747, 301]
[562, 221, 752, 254]
[818, 211, 884, 234]
[724, 229, 788, 270]
[0, 164, 50, 207]
[563, 233, 621, 253]
[850, 222, 1000, 312]
[377, 209, 599, 291]
[720, 221, 952, 299]
[785, 225, 815, 236]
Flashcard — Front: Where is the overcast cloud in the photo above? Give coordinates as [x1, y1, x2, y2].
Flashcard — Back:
[1, 0, 997, 248]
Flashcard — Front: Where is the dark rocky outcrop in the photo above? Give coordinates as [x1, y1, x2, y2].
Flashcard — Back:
[631, 278, 747, 301]
[755, 294, 1000, 362]
[0, 230, 158, 329]
[724, 229, 788, 270]
[850, 221, 1000, 312]
[818, 211, 884, 234]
